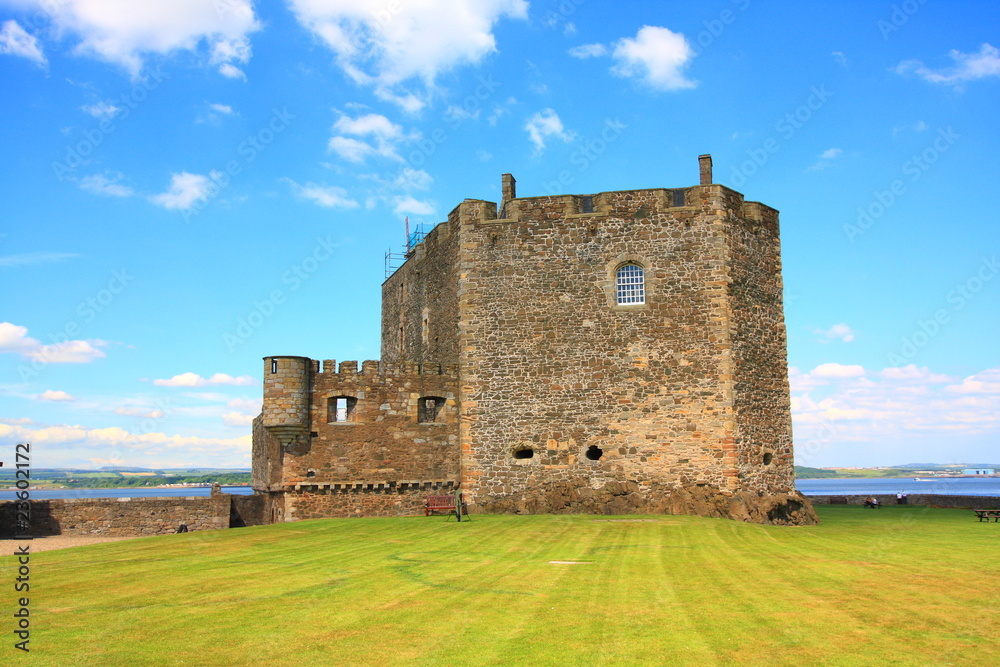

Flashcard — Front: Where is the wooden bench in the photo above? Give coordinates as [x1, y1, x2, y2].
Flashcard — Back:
[973, 509, 1000, 522]
[425, 493, 468, 518]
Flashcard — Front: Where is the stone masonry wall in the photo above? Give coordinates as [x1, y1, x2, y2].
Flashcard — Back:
[457, 189, 742, 513]
[381, 208, 464, 364]
[284, 481, 459, 520]
[721, 189, 798, 495]
[274, 361, 460, 497]
[0, 495, 231, 537]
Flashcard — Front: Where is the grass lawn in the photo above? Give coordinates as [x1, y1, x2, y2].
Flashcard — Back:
[2, 506, 997, 666]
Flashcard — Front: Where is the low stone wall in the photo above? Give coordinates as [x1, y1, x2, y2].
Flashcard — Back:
[807, 494, 1000, 509]
[284, 482, 459, 520]
[0, 495, 232, 537]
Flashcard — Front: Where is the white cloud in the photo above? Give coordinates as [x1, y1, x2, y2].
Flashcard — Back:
[813, 322, 854, 342]
[209, 103, 233, 114]
[39, 390, 76, 402]
[0, 420, 251, 468]
[0, 20, 45, 65]
[284, 179, 359, 209]
[227, 398, 261, 413]
[819, 148, 842, 160]
[11, 0, 260, 78]
[0, 252, 80, 267]
[115, 406, 165, 418]
[791, 364, 1000, 466]
[79, 172, 134, 197]
[812, 362, 866, 379]
[0, 322, 107, 363]
[153, 372, 254, 387]
[945, 368, 1000, 394]
[879, 365, 951, 383]
[81, 101, 121, 119]
[392, 167, 433, 191]
[895, 43, 1000, 86]
[287, 0, 527, 110]
[568, 43, 607, 59]
[831, 51, 847, 67]
[393, 196, 436, 216]
[610, 26, 696, 91]
[524, 108, 575, 154]
[327, 111, 414, 163]
[149, 172, 218, 211]
[223, 411, 255, 427]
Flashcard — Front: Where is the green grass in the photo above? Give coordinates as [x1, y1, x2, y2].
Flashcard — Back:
[3, 506, 998, 666]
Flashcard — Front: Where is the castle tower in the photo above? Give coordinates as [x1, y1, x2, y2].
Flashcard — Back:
[261, 356, 313, 447]
[254, 155, 817, 525]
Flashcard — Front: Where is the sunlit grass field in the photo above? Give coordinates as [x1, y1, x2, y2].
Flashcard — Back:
[3, 506, 997, 666]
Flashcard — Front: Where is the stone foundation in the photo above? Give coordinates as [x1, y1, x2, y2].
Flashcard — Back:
[474, 480, 819, 525]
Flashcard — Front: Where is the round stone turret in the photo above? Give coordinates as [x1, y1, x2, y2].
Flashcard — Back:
[262, 356, 312, 446]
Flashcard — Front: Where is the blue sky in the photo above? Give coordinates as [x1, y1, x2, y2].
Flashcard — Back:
[0, 0, 997, 470]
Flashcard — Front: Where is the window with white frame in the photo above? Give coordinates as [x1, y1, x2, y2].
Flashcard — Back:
[616, 263, 645, 305]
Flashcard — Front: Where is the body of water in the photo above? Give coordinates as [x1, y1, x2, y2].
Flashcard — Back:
[0, 486, 255, 501]
[4, 479, 999, 500]
[796, 477, 1000, 497]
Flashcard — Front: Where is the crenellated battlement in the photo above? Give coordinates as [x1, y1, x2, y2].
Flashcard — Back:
[316, 359, 459, 378]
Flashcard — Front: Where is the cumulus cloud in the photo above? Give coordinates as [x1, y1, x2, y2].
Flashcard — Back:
[209, 103, 233, 114]
[149, 172, 219, 211]
[227, 398, 261, 413]
[611, 26, 696, 91]
[569, 26, 696, 92]
[813, 322, 854, 342]
[895, 43, 1000, 86]
[791, 364, 1000, 466]
[327, 111, 414, 163]
[153, 372, 253, 387]
[392, 196, 435, 216]
[812, 363, 866, 378]
[283, 178, 359, 209]
[392, 167, 433, 191]
[0, 20, 45, 65]
[79, 172, 134, 197]
[39, 390, 76, 402]
[524, 108, 576, 154]
[9, 0, 260, 78]
[287, 0, 528, 110]
[0, 322, 108, 363]
[0, 420, 251, 468]
[945, 368, 1000, 394]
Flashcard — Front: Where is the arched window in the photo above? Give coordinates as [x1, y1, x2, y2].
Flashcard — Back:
[616, 263, 645, 305]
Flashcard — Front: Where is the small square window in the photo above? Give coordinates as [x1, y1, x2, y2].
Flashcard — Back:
[418, 396, 446, 423]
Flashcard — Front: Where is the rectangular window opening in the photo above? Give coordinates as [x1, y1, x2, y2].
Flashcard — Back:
[328, 396, 357, 423]
[580, 196, 594, 214]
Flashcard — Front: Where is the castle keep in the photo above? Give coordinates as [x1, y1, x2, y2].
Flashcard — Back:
[252, 155, 818, 525]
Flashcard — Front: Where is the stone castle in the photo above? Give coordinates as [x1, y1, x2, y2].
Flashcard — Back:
[251, 155, 818, 525]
